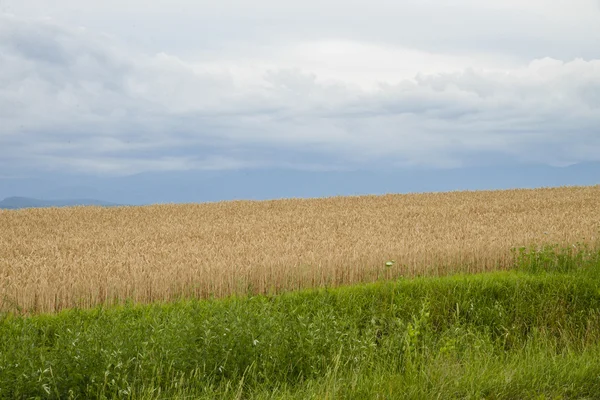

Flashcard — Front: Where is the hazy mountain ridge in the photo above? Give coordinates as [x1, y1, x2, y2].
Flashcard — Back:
[0, 196, 120, 210]
[0, 162, 598, 206]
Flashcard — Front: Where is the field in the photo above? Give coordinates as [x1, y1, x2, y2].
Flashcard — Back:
[2, 185, 600, 399]
[1, 185, 600, 314]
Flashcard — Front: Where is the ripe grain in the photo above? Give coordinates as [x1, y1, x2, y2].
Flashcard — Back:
[1, 185, 599, 313]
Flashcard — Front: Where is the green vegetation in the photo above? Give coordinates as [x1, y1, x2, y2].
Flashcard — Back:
[1, 245, 600, 399]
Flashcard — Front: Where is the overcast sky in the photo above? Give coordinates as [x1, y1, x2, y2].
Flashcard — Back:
[1, 0, 599, 177]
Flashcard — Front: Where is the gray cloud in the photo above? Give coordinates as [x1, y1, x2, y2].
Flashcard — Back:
[0, 13, 599, 175]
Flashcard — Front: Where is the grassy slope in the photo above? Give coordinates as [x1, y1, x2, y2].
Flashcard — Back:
[1, 248, 600, 399]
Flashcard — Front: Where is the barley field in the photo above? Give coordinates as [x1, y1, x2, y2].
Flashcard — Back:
[1, 185, 599, 313]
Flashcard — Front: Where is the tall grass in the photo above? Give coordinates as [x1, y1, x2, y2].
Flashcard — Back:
[1, 185, 600, 313]
[1, 249, 600, 399]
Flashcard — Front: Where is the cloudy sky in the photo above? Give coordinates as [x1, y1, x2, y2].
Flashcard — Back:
[1, 0, 599, 179]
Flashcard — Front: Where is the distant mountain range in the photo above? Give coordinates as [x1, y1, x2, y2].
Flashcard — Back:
[0, 162, 599, 206]
[0, 196, 120, 210]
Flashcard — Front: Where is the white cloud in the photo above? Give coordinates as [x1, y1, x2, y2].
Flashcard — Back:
[0, 13, 599, 175]
[3, 0, 599, 60]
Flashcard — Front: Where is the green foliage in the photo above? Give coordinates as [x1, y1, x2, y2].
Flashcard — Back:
[1, 249, 600, 399]
[511, 241, 600, 274]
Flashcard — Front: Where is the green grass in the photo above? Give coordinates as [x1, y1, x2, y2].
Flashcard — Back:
[1, 245, 600, 399]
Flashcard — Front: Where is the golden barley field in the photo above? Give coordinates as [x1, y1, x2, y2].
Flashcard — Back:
[1, 185, 599, 313]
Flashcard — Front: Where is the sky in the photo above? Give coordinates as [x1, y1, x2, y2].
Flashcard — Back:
[0, 1, 599, 189]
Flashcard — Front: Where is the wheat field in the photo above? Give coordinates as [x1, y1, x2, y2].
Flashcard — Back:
[1, 185, 599, 313]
